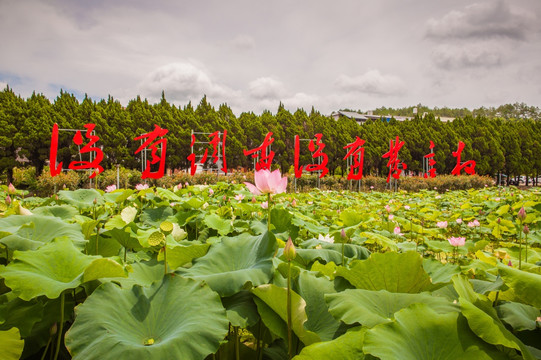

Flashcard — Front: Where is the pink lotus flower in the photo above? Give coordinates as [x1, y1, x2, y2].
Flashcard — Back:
[394, 226, 403, 236]
[385, 205, 391, 213]
[292, 199, 297, 207]
[388, 214, 394, 220]
[8, 183, 16, 194]
[467, 220, 480, 228]
[244, 169, 287, 195]
[436, 221, 448, 229]
[105, 184, 116, 193]
[234, 194, 245, 201]
[456, 218, 463, 224]
[261, 201, 268, 209]
[404, 205, 410, 210]
[448, 237, 466, 246]
[209, 188, 214, 196]
[135, 183, 149, 190]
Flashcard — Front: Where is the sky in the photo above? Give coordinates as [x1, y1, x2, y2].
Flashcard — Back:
[1, 0, 541, 115]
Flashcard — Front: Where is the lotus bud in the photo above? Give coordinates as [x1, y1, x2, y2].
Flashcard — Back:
[252, 196, 257, 203]
[93, 198, 97, 205]
[50, 323, 58, 336]
[18, 204, 33, 216]
[284, 237, 296, 261]
[508, 260, 512, 267]
[292, 199, 297, 207]
[517, 206, 526, 222]
[497, 218, 501, 224]
[5, 195, 11, 205]
[341, 229, 347, 242]
[8, 183, 16, 194]
[523, 224, 530, 235]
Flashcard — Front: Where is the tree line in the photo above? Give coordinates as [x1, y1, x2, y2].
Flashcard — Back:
[1, 86, 540, 185]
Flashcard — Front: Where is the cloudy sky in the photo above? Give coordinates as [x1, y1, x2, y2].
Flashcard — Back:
[1, 0, 540, 114]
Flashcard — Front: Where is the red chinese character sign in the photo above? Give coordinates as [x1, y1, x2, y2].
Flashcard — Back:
[49, 123, 104, 178]
[423, 140, 436, 178]
[294, 134, 329, 178]
[243, 132, 275, 170]
[188, 130, 227, 175]
[382, 136, 407, 183]
[343, 137, 366, 180]
[134, 125, 168, 179]
[451, 141, 476, 175]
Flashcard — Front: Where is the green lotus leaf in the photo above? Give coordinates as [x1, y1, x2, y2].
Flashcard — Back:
[453, 275, 535, 359]
[203, 213, 233, 236]
[363, 303, 508, 360]
[0, 327, 24, 360]
[82, 258, 128, 283]
[31, 205, 79, 219]
[0, 237, 98, 300]
[422, 258, 461, 284]
[311, 261, 337, 280]
[0, 215, 86, 251]
[176, 232, 274, 296]
[498, 264, 541, 308]
[293, 327, 373, 360]
[335, 252, 433, 293]
[360, 232, 398, 252]
[496, 302, 540, 331]
[109, 259, 164, 289]
[140, 206, 174, 227]
[0, 294, 43, 337]
[339, 209, 363, 227]
[157, 243, 210, 270]
[222, 291, 260, 328]
[65, 275, 229, 360]
[296, 270, 341, 341]
[326, 288, 458, 328]
[289, 248, 343, 267]
[58, 189, 103, 209]
[101, 227, 141, 250]
[252, 284, 320, 346]
[155, 187, 181, 201]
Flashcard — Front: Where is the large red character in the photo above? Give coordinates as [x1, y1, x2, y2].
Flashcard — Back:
[294, 134, 329, 178]
[382, 136, 407, 183]
[451, 141, 476, 175]
[134, 125, 169, 179]
[343, 137, 366, 180]
[188, 130, 227, 175]
[423, 140, 436, 178]
[49, 123, 104, 178]
[243, 132, 275, 170]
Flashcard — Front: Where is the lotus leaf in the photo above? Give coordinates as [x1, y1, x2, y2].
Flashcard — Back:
[176, 232, 274, 296]
[252, 284, 320, 346]
[0, 237, 98, 300]
[497, 301, 540, 331]
[65, 275, 229, 360]
[0, 327, 24, 360]
[363, 303, 508, 360]
[326, 288, 458, 328]
[58, 189, 103, 209]
[335, 252, 433, 293]
[0, 215, 86, 251]
[498, 264, 541, 308]
[293, 327, 369, 360]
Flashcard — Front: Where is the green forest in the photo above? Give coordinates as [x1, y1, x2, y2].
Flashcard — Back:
[1, 86, 540, 185]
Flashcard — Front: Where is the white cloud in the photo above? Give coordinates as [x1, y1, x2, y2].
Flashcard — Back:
[335, 70, 406, 96]
[0, 81, 7, 90]
[426, 0, 535, 40]
[137, 62, 234, 103]
[248, 77, 286, 100]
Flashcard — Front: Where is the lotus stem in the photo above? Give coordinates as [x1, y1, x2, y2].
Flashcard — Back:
[256, 319, 263, 360]
[234, 326, 240, 360]
[267, 193, 271, 233]
[525, 233, 528, 263]
[341, 242, 345, 266]
[40, 336, 52, 360]
[163, 245, 167, 275]
[287, 260, 293, 360]
[518, 223, 522, 270]
[53, 292, 65, 360]
[124, 246, 127, 263]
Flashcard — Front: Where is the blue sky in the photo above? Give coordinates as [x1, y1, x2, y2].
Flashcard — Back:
[1, 0, 540, 114]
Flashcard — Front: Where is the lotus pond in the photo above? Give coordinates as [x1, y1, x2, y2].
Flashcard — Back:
[0, 183, 540, 360]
